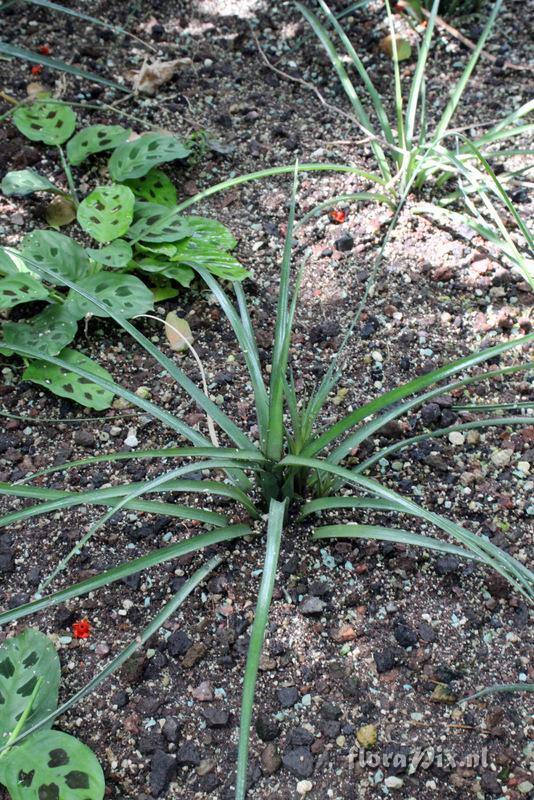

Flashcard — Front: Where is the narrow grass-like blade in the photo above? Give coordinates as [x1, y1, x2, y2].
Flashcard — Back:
[265, 164, 299, 461]
[299, 495, 405, 518]
[296, 1, 391, 179]
[235, 498, 286, 800]
[0, 476, 263, 528]
[433, 0, 503, 140]
[303, 333, 534, 457]
[404, 0, 439, 148]
[18, 446, 264, 485]
[37, 458, 257, 592]
[0, 42, 127, 92]
[355, 416, 531, 474]
[0, 526, 248, 628]
[317, 0, 394, 146]
[282, 456, 534, 599]
[0, 555, 224, 752]
[329, 362, 533, 465]
[460, 683, 534, 704]
[194, 267, 269, 445]
[314, 523, 485, 562]
[174, 163, 386, 215]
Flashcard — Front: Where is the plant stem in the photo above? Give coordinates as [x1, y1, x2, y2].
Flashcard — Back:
[58, 145, 79, 205]
[0, 676, 43, 760]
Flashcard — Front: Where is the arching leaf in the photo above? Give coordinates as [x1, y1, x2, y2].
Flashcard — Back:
[66, 124, 132, 165]
[21, 230, 90, 283]
[0, 729, 105, 800]
[1, 305, 78, 357]
[77, 185, 135, 243]
[85, 240, 132, 268]
[1, 169, 62, 197]
[125, 167, 177, 207]
[13, 101, 76, 145]
[108, 133, 191, 181]
[0, 629, 60, 744]
[22, 348, 115, 410]
[64, 273, 153, 319]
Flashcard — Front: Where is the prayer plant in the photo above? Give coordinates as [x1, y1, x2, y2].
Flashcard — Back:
[0, 170, 532, 799]
[0, 99, 248, 408]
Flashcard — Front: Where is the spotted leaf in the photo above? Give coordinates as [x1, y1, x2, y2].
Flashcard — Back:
[0, 629, 60, 745]
[0, 274, 49, 309]
[85, 240, 133, 268]
[77, 185, 135, 243]
[125, 167, 177, 207]
[66, 124, 132, 166]
[64, 273, 153, 319]
[1, 169, 62, 198]
[108, 132, 191, 181]
[126, 201, 191, 243]
[0, 729, 105, 800]
[22, 347, 114, 410]
[13, 101, 76, 146]
[1, 305, 78, 357]
[21, 230, 90, 284]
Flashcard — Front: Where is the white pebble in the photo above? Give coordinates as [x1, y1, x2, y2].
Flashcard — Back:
[297, 780, 313, 795]
[448, 431, 464, 446]
[124, 429, 139, 447]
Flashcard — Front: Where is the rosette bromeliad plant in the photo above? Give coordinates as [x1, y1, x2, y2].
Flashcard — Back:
[0, 170, 532, 799]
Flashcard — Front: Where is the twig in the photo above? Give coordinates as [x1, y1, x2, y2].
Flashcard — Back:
[247, 23, 393, 152]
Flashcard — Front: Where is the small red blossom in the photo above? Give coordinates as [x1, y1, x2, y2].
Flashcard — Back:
[72, 618, 91, 639]
[31, 65, 43, 75]
[38, 45, 51, 55]
[329, 209, 346, 224]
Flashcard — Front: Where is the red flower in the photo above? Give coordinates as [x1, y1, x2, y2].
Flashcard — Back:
[330, 209, 346, 223]
[38, 45, 51, 55]
[72, 619, 91, 639]
[31, 65, 43, 75]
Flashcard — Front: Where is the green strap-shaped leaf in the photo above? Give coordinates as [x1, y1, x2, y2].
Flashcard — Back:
[235, 498, 286, 800]
[125, 167, 177, 207]
[183, 215, 237, 250]
[0, 248, 30, 277]
[108, 133, 191, 181]
[1, 169, 62, 197]
[66, 124, 132, 165]
[0, 729, 105, 800]
[133, 256, 195, 287]
[0, 274, 48, 309]
[21, 230, 90, 283]
[77, 185, 135, 243]
[126, 201, 191, 243]
[1, 305, 78, 357]
[0, 630, 60, 745]
[13, 101, 76, 146]
[22, 348, 115, 410]
[85, 240, 133, 268]
[170, 238, 249, 281]
[64, 273, 153, 319]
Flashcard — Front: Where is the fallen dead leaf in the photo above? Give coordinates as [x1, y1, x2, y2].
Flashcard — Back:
[379, 34, 412, 61]
[164, 311, 194, 352]
[128, 57, 192, 95]
[45, 195, 76, 228]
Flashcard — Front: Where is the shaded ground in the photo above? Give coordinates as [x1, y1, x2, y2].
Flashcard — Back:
[0, 1, 533, 799]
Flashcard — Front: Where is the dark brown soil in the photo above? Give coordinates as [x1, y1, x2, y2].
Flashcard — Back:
[0, 1, 533, 799]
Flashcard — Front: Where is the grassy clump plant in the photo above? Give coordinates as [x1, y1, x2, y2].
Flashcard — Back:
[296, 0, 534, 287]
[0, 167, 532, 798]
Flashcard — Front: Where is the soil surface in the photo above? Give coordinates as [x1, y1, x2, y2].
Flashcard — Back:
[0, 1, 533, 799]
